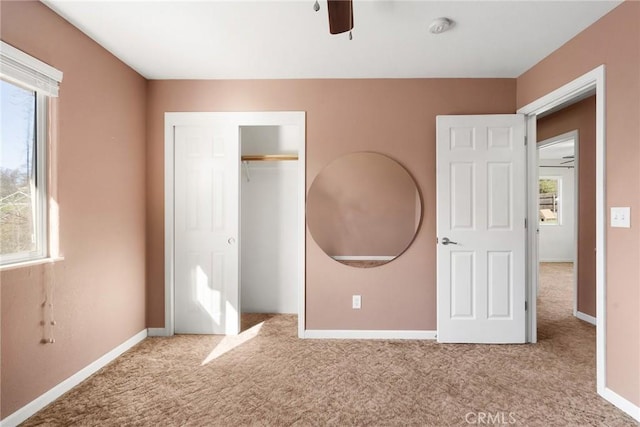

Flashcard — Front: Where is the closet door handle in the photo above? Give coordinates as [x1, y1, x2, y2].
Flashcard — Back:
[227, 237, 236, 245]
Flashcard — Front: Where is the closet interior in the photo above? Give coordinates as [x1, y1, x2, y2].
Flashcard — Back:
[239, 125, 300, 315]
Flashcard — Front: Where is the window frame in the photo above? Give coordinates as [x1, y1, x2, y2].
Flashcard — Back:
[0, 42, 62, 266]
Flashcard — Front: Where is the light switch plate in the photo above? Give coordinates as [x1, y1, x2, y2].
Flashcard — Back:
[352, 295, 361, 309]
[611, 207, 631, 228]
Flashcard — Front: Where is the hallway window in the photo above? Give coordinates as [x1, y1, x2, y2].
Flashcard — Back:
[539, 177, 561, 225]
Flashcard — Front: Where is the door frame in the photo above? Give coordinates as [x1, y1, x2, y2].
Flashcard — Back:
[537, 130, 581, 320]
[517, 65, 605, 394]
[162, 111, 306, 337]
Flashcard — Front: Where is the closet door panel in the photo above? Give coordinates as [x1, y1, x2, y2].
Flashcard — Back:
[174, 124, 239, 335]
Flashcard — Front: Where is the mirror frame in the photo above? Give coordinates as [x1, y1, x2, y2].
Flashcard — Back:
[307, 152, 422, 268]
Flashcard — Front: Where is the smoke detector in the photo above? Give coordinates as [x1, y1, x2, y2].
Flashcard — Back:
[429, 17, 454, 34]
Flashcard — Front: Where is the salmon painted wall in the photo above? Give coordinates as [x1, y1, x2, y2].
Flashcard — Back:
[0, 1, 147, 418]
[146, 79, 516, 330]
[537, 96, 596, 318]
[517, 1, 640, 406]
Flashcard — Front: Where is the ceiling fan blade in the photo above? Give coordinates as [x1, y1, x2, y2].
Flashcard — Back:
[560, 159, 574, 164]
[327, 0, 353, 34]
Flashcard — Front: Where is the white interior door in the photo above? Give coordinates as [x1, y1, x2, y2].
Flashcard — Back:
[437, 115, 526, 343]
[174, 123, 240, 335]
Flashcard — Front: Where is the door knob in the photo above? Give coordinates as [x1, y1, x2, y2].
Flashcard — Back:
[441, 237, 458, 245]
[228, 237, 236, 244]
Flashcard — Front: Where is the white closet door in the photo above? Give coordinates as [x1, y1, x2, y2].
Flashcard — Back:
[174, 124, 239, 335]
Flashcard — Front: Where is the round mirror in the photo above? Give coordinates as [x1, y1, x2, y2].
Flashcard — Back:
[307, 152, 421, 268]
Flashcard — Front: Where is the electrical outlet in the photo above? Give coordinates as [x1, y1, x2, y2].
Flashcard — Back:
[352, 295, 361, 309]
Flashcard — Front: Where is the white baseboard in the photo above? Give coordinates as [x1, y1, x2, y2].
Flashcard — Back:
[147, 327, 171, 337]
[575, 311, 596, 325]
[601, 387, 640, 422]
[539, 259, 574, 263]
[0, 329, 147, 427]
[303, 329, 436, 340]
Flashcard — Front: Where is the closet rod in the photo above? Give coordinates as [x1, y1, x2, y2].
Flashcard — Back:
[241, 154, 298, 162]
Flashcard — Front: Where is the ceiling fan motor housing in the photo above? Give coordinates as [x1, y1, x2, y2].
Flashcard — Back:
[327, 0, 354, 34]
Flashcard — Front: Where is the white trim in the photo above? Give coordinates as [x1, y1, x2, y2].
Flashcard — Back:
[537, 130, 579, 149]
[518, 65, 606, 397]
[163, 120, 175, 337]
[601, 387, 640, 422]
[575, 311, 596, 326]
[303, 329, 437, 340]
[296, 121, 306, 339]
[0, 330, 146, 427]
[36, 92, 49, 260]
[331, 256, 395, 261]
[164, 112, 306, 338]
[0, 256, 64, 272]
[524, 116, 538, 343]
[573, 134, 580, 322]
[517, 67, 602, 116]
[0, 41, 62, 97]
[594, 66, 606, 397]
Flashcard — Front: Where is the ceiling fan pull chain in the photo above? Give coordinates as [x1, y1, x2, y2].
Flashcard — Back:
[313, 0, 320, 12]
[349, 30, 353, 40]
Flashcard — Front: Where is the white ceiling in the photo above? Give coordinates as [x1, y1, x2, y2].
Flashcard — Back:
[43, 0, 622, 80]
[539, 140, 574, 164]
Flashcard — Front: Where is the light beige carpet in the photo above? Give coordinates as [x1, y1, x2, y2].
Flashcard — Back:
[22, 263, 637, 426]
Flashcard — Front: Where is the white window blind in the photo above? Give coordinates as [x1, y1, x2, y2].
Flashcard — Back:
[0, 41, 63, 97]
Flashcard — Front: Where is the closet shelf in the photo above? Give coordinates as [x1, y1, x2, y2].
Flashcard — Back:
[241, 154, 298, 162]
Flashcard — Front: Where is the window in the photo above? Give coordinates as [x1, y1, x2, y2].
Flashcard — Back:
[539, 177, 561, 225]
[0, 42, 62, 266]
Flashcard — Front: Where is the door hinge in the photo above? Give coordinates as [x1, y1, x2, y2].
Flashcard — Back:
[525, 135, 528, 146]
[525, 218, 527, 228]
[525, 301, 528, 311]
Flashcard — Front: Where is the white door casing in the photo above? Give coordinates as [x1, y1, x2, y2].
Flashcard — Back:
[164, 111, 306, 338]
[174, 123, 240, 335]
[437, 114, 526, 343]
[518, 66, 611, 408]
